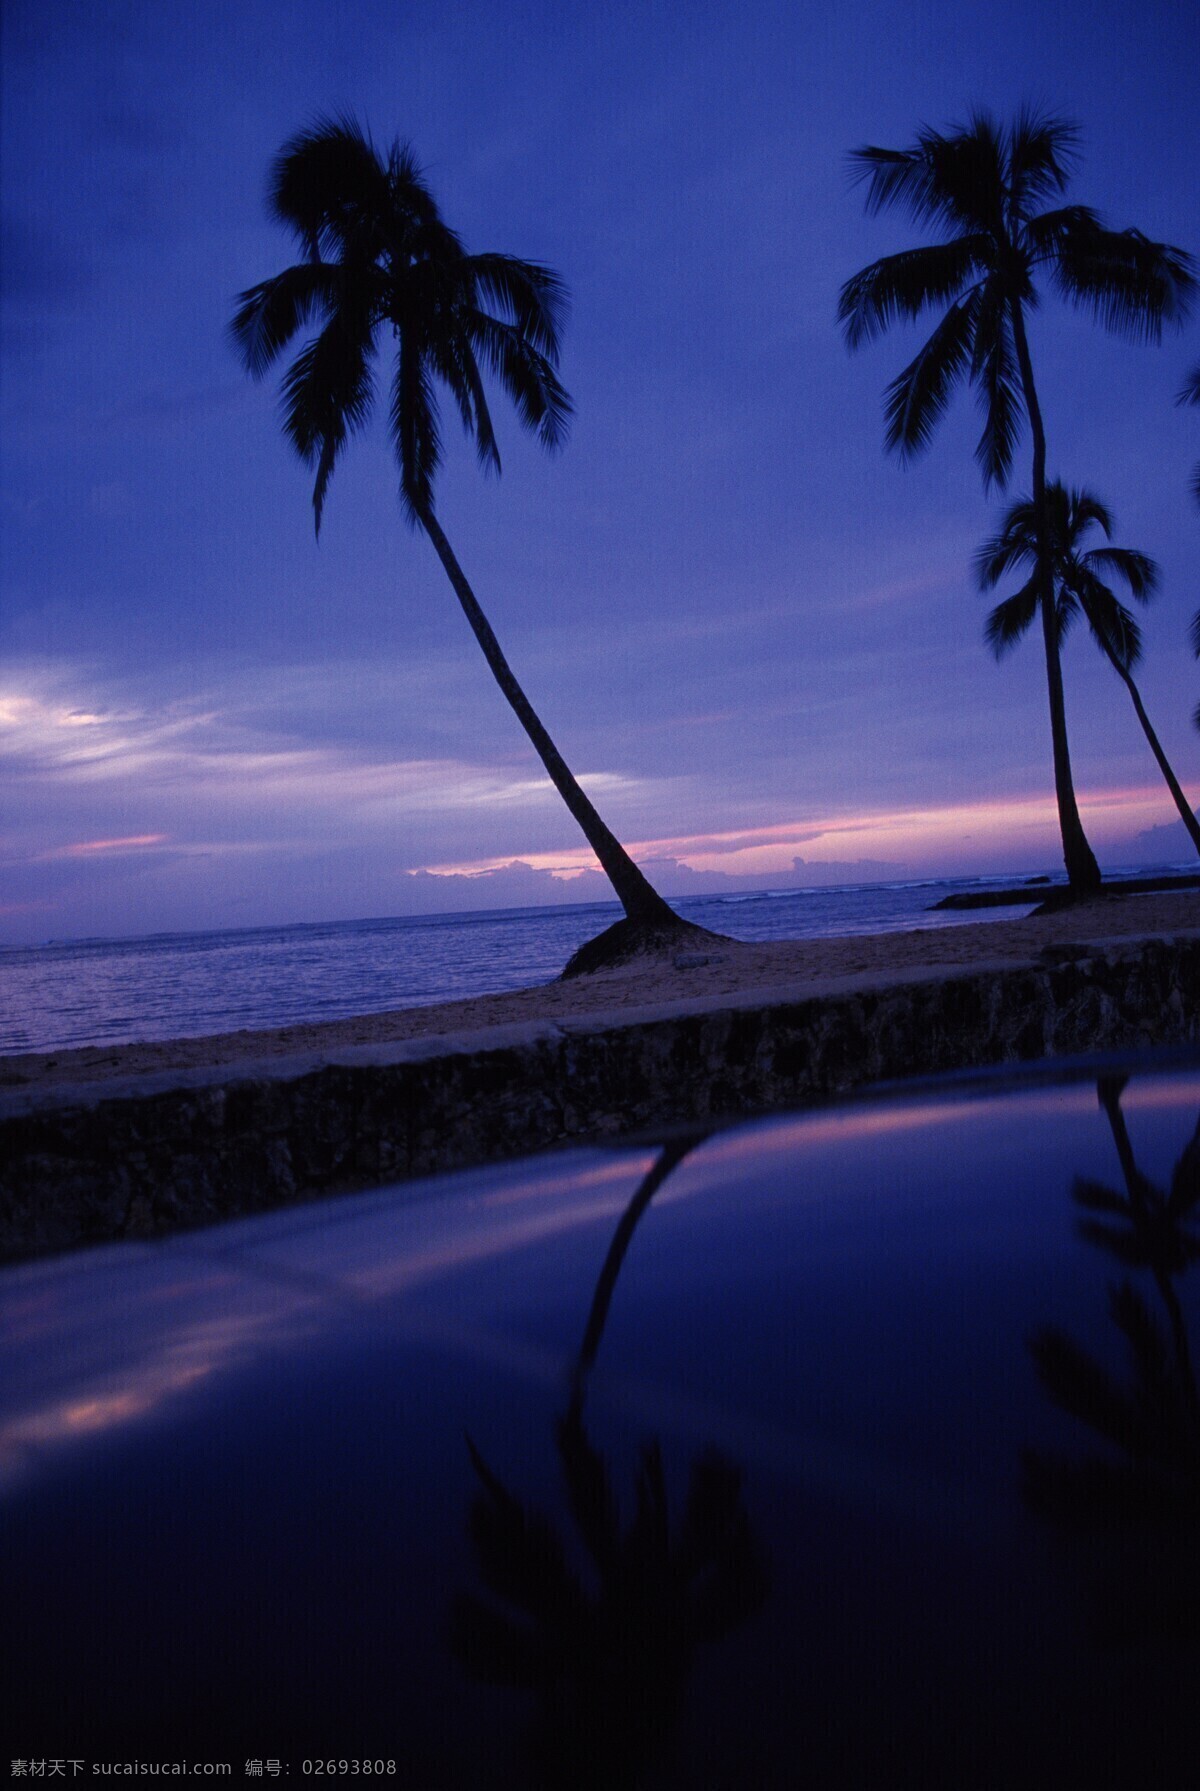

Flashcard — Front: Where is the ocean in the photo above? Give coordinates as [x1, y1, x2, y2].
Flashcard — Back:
[0, 868, 1179, 1055]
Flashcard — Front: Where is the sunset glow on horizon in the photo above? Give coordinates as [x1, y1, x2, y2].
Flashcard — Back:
[1, 1, 1196, 944]
[423, 780, 1199, 885]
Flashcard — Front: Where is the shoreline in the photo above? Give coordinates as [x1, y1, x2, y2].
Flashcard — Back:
[5, 890, 1198, 1095]
[2, 890, 1198, 1263]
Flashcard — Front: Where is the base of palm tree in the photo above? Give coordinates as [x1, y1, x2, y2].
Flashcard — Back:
[561, 914, 726, 979]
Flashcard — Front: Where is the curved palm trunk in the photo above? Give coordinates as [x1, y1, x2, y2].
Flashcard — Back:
[1091, 634, 1200, 860]
[567, 1134, 708, 1421]
[418, 505, 680, 927]
[1009, 304, 1103, 896]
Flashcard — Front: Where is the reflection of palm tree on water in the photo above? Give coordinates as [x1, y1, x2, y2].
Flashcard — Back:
[1024, 1077, 1200, 1636]
[452, 1134, 768, 1786]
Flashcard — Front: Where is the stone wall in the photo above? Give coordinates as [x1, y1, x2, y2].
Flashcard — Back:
[2, 936, 1197, 1261]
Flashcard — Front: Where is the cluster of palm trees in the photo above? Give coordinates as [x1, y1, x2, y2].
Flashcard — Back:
[840, 109, 1198, 893]
[232, 110, 1199, 958]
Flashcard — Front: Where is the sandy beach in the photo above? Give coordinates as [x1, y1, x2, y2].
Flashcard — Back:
[6, 889, 1198, 1095]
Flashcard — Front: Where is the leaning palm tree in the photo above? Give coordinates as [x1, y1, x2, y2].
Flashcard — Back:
[232, 117, 705, 974]
[840, 109, 1195, 895]
[976, 481, 1200, 859]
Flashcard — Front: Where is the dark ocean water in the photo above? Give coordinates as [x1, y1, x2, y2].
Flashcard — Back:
[0, 867, 1181, 1054]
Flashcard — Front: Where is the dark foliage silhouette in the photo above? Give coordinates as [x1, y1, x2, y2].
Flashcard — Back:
[1180, 363, 1200, 510]
[976, 482, 1200, 858]
[1180, 365, 1200, 727]
[451, 1135, 768, 1786]
[1024, 1077, 1200, 1639]
[232, 116, 706, 974]
[840, 110, 1195, 893]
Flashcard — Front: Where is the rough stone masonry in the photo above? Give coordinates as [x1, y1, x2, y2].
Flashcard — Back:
[1, 935, 1197, 1262]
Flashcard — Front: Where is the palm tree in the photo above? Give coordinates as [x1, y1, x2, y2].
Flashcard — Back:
[232, 117, 704, 974]
[976, 481, 1200, 859]
[1180, 364, 1200, 727]
[840, 109, 1195, 895]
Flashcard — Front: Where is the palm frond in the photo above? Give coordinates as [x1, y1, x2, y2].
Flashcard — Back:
[846, 144, 937, 223]
[923, 113, 1007, 235]
[1060, 483, 1111, 540]
[269, 114, 390, 260]
[974, 496, 1038, 587]
[1108, 1283, 1170, 1394]
[428, 331, 500, 474]
[384, 141, 447, 234]
[985, 577, 1040, 656]
[229, 263, 346, 377]
[1082, 546, 1159, 602]
[391, 333, 442, 525]
[1021, 204, 1101, 266]
[462, 1436, 585, 1627]
[1075, 1218, 1153, 1267]
[1051, 219, 1197, 342]
[1005, 110, 1080, 215]
[467, 252, 569, 358]
[1027, 1323, 1141, 1451]
[279, 311, 376, 535]
[837, 238, 987, 349]
[1072, 1176, 1131, 1217]
[1055, 592, 1080, 645]
[1181, 366, 1200, 511]
[1073, 569, 1143, 668]
[468, 313, 573, 451]
[881, 294, 978, 458]
[971, 305, 1022, 488]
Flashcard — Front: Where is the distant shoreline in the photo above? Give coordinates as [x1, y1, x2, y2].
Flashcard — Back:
[932, 871, 1200, 910]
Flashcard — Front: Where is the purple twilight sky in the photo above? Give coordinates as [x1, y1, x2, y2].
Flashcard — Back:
[2, 0, 1198, 944]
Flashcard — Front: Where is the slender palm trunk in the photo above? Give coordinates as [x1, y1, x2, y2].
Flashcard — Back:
[567, 1134, 707, 1421]
[1009, 303, 1102, 895]
[1092, 633, 1200, 860]
[418, 505, 680, 926]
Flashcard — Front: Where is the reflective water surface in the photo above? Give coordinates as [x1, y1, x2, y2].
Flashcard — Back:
[0, 873, 1042, 1052]
[3, 1054, 1197, 1783]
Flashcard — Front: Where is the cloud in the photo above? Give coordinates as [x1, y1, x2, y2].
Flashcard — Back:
[0, 662, 663, 869]
[59, 834, 169, 858]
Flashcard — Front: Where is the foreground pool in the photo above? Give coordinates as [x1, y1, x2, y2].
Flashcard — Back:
[3, 1053, 1198, 1784]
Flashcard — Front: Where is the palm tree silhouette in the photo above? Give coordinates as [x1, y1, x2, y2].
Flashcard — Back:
[232, 117, 706, 974]
[976, 482, 1200, 859]
[452, 1135, 768, 1785]
[840, 109, 1195, 895]
[1180, 365, 1200, 728]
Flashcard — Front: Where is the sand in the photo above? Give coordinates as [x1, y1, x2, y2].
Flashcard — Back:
[4, 889, 1197, 1097]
